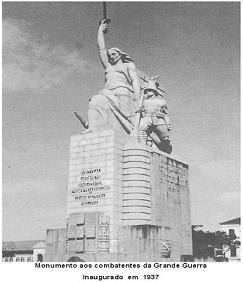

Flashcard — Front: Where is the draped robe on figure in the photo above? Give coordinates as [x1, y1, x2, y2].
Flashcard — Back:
[88, 62, 137, 134]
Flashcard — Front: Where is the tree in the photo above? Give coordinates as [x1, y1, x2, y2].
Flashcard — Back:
[191, 226, 241, 262]
[191, 226, 215, 261]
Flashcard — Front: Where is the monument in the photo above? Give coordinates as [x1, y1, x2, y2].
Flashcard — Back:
[45, 15, 192, 262]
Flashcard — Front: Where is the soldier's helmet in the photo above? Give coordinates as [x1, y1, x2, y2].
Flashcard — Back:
[144, 80, 159, 93]
[144, 76, 165, 96]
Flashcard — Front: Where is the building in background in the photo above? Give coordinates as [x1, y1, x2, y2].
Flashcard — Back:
[2, 240, 45, 262]
[219, 217, 241, 262]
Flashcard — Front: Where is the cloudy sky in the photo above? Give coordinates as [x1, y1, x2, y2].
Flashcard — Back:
[2, 2, 240, 241]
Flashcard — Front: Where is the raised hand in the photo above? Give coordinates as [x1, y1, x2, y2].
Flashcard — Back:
[99, 18, 111, 33]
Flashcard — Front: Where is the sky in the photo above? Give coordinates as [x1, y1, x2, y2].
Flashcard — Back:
[2, 2, 240, 241]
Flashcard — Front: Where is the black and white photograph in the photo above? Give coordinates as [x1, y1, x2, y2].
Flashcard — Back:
[1, 0, 241, 278]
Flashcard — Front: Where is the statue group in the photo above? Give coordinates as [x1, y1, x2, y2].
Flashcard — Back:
[75, 19, 172, 154]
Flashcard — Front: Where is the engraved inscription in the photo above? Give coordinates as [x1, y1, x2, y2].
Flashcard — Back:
[69, 168, 111, 206]
[159, 159, 188, 193]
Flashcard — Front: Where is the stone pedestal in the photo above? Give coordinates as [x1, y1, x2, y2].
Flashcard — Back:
[46, 129, 192, 261]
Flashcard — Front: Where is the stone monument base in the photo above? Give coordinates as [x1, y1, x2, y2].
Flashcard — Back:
[45, 129, 192, 262]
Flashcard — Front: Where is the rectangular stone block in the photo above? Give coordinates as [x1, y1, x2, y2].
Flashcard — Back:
[84, 144, 99, 151]
[67, 239, 76, 253]
[109, 239, 119, 252]
[67, 225, 76, 239]
[85, 212, 99, 225]
[85, 226, 96, 238]
[84, 132, 100, 139]
[92, 137, 107, 144]
[83, 151, 91, 157]
[70, 153, 77, 159]
[85, 238, 97, 252]
[79, 139, 91, 146]
[76, 152, 85, 158]
[99, 142, 114, 149]
[92, 149, 107, 156]
[105, 160, 114, 168]
[98, 240, 109, 252]
[106, 147, 114, 154]
[76, 226, 85, 238]
[106, 153, 115, 161]
[76, 239, 84, 253]
[69, 213, 85, 226]
[69, 165, 76, 171]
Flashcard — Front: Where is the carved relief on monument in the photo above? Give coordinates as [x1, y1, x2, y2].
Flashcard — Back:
[98, 215, 110, 252]
[157, 156, 188, 193]
[66, 212, 110, 254]
[160, 239, 171, 258]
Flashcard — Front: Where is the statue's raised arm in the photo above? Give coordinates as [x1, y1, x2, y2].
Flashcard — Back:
[97, 19, 110, 68]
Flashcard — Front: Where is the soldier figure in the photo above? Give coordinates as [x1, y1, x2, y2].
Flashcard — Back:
[138, 77, 172, 153]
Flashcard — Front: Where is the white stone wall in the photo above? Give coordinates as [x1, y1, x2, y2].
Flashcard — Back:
[67, 130, 132, 252]
[121, 141, 192, 260]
